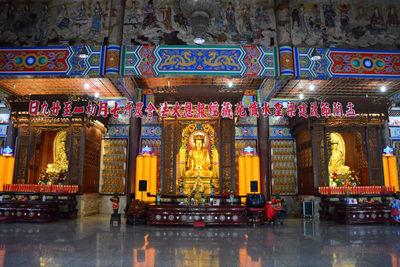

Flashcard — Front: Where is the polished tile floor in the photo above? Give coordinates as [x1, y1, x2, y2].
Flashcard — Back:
[0, 215, 399, 267]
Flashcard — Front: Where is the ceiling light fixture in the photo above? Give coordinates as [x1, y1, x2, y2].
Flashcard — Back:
[193, 37, 205, 45]
[180, 0, 217, 45]
[380, 86, 386, 92]
[299, 93, 304, 100]
[228, 81, 233, 88]
[310, 49, 321, 61]
[309, 84, 315, 91]
[94, 92, 99, 98]
[84, 83, 90, 90]
[78, 46, 89, 59]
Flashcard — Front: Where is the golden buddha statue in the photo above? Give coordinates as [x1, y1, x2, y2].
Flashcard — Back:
[192, 175, 205, 204]
[184, 134, 213, 177]
[47, 131, 68, 173]
[328, 132, 350, 175]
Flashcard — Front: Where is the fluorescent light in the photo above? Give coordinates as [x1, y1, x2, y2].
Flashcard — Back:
[299, 93, 304, 100]
[84, 83, 90, 90]
[309, 84, 315, 91]
[380, 86, 386, 92]
[228, 81, 233, 88]
[94, 92, 99, 98]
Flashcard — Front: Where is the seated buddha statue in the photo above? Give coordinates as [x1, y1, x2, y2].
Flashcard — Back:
[192, 175, 205, 204]
[328, 133, 350, 175]
[47, 131, 69, 173]
[184, 134, 213, 177]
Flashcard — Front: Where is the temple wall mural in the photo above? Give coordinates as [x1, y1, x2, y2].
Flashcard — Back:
[289, 0, 400, 49]
[122, 0, 276, 46]
[0, 0, 399, 49]
[0, 0, 112, 46]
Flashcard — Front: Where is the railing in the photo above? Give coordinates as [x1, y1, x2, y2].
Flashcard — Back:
[318, 186, 396, 195]
[2, 184, 78, 194]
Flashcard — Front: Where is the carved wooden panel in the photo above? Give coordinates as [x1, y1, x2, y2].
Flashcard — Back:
[15, 126, 30, 183]
[368, 128, 382, 186]
[69, 127, 83, 186]
[162, 120, 175, 194]
[296, 129, 313, 195]
[221, 119, 234, 193]
[82, 127, 101, 193]
[315, 127, 326, 187]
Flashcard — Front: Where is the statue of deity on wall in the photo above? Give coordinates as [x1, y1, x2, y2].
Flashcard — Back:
[47, 131, 69, 174]
[185, 134, 214, 177]
[328, 132, 350, 175]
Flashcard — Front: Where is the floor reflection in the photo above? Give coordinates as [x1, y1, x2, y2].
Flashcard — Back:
[0, 217, 400, 266]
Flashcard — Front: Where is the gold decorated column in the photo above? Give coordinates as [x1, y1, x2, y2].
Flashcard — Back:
[143, 154, 151, 201]
[0, 156, 4, 190]
[244, 154, 253, 194]
[5, 157, 14, 185]
[252, 155, 261, 193]
[382, 156, 390, 186]
[238, 155, 245, 196]
[388, 156, 399, 192]
[150, 155, 157, 195]
[135, 155, 144, 200]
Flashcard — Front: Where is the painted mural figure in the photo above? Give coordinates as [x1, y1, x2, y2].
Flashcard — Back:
[339, 4, 350, 37]
[58, 5, 70, 30]
[309, 4, 321, 31]
[292, 4, 307, 34]
[93, 1, 102, 32]
[323, 3, 336, 28]
[387, 7, 399, 26]
[370, 7, 385, 31]
[241, 5, 252, 34]
[161, 3, 173, 31]
[0, 4, 7, 25]
[143, 0, 156, 29]
[6, 4, 16, 32]
[299, 4, 308, 33]
[35, 4, 50, 43]
[174, 6, 188, 30]
[125, 1, 141, 30]
[15, 5, 34, 32]
[253, 7, 263, 38]
[225, 2, 238, 34]
[75, 2, 89, 25]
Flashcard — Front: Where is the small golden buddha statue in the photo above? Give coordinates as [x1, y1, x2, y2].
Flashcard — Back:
[185, 134, 213, 177]
[47, 131, 69, 173]
[192, 175, 205, 204]
[328, 133, 350, 175]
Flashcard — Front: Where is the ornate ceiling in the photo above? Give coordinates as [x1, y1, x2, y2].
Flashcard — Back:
[273, 79, 400, 100]
[0, 77, 397, 102]
[0, 78, 122, 97]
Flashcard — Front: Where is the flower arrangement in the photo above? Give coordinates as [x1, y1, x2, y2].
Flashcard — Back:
[330, 170, 360, 187]
[347, 170, 361, 186]
[38, 171, 50, 185]
[52, 170, 67, 185]
[38, 170, 67, 185]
